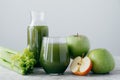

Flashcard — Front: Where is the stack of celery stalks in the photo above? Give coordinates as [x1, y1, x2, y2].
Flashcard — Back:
[0, 47, 36, 75]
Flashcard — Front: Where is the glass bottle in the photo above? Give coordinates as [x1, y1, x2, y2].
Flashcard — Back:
[27, 11, 48, 67]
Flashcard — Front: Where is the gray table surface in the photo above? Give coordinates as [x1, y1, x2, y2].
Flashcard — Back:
[0, 56, 120, 80]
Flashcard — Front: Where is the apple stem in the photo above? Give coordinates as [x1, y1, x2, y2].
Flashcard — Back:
[77, 33, 79, 37]
[82, 53, 85, 58]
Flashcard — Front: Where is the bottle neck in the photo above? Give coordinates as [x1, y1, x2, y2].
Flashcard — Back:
[30, 11, 47, 26]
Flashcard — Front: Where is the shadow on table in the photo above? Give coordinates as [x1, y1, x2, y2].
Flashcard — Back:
[87, 69, 120, 77]
[27, 67, 120, 77]
[27, 68, 72, 76]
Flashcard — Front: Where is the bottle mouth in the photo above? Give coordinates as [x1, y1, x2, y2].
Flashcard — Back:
[29, 11, 47, 26]
[31, 11, 45, 21]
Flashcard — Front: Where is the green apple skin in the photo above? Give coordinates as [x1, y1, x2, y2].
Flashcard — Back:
[66, 35, 90, 59]
[87, 48, 115, 74]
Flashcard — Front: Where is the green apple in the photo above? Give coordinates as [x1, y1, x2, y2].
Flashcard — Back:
[66, 34, 90, 58]
[87, 48, 115, 74]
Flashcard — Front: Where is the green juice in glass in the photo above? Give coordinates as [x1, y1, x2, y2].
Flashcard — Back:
[40, 38, 70, 74]
[27, 25, 48, 67]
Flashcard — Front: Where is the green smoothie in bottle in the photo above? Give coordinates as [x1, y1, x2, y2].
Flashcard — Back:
[27, 11, 48, 67]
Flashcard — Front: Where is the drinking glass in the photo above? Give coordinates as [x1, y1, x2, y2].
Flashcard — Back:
[40, 37, 70, 74]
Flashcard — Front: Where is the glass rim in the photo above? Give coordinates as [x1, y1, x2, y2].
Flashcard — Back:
[43, 36, 67, 39]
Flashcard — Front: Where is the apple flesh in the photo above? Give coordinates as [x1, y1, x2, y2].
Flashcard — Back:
[67, 34, 90, 58]
[87, 48, 115, 74]
[70, 56, 92, 76]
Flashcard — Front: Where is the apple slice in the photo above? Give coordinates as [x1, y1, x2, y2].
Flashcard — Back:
[70, 56, 92, 76]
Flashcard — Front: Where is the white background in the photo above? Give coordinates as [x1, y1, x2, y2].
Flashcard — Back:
[0, 0, 120, 56]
